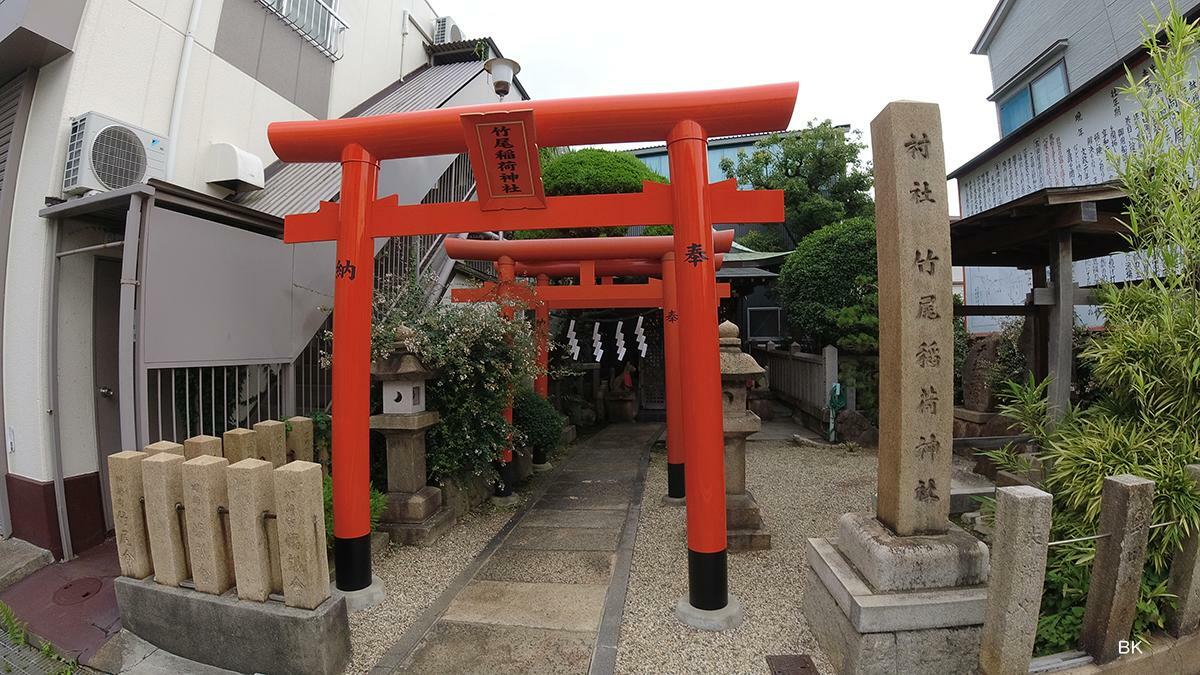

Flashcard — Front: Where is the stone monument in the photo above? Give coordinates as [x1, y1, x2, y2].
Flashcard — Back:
[717, 321, 771, 551]
[370, 347, 453, 546]
[803, 101, 989, 673]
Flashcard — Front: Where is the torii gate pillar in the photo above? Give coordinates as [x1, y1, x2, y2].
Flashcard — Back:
[669, 121, 738, 625]
[331, 144, 380, 591]
[661, 252, 686, 504]
[534, 274, 550, 398]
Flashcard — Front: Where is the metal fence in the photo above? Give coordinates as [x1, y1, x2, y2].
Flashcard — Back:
[146, 363, 291, 443]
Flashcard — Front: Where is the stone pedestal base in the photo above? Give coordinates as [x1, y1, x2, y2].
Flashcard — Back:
[382, 507, 455, 547]
[335, 575, 387, 613]
[382, 486, 453, 546]
[490, 492, 521, 507]
[803, 513, 989, 674]
[727, 491, 771, 551]
[532, 462, 554, 473]
[674, 593, 744, 631]
[115, 576, 350, 675]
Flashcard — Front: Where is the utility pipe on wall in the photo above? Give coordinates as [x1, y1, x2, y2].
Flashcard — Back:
[165, 0, 205, 181]
[398, 10, 409, 81]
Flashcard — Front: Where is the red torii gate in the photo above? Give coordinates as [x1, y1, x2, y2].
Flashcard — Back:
[446, 236, 732, 505]
[267, 82, 796, 622]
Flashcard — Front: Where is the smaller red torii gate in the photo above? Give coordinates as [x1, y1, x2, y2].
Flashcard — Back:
[446, 235, 733, 504]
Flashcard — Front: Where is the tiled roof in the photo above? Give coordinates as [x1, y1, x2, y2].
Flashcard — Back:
[234, 60, 486, 218]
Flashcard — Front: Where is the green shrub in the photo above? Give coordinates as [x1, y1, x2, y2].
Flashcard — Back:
[990, 9, 1200, 654]
[323, 473, 388, 550]
[737, 227, 788, 252]
[512, 386, 564, 459]
[370, 270, 537, 483]
[513, 148, 666, 239]
[776, 216, 877, 350]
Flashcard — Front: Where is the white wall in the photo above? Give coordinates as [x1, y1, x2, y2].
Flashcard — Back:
[2, 0, 442, 481]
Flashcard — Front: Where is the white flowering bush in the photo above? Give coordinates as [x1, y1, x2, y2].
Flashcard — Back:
[372, 270, 538, 483]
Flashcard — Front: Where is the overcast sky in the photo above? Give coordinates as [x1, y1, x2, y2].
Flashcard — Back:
[439, 0, 1002, 216]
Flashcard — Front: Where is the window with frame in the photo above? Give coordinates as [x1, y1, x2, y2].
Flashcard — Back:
[998, 60, 1068, 136]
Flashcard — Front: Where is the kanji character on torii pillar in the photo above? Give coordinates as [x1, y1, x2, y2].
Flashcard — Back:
[444, 234, 733, 505]
[266, 81, 796, 627]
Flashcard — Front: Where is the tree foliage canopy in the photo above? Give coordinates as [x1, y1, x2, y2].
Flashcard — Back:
[513, 148, 667, 239]
[719, 121, 874, 244]
[775, 216, 877, 351]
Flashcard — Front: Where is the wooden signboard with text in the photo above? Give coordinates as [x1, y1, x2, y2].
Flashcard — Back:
[460, 110, 546, 211]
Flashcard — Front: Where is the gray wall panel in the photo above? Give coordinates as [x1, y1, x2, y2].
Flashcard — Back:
[214, 0, 331, 117]
[213, 0, 266, 78]
[142, 206, 297, 367]
[295, 46, 332, 119]
[256, 13, 302, 102]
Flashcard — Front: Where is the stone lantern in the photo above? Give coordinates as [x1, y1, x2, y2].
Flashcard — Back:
[370, 344, 452, 546]
[718, 320, 771, 550]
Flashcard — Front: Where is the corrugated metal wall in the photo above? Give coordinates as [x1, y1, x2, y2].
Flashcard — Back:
[0, 75, 25, 196]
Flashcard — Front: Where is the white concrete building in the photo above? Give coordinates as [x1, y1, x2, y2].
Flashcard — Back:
[0, 0, 518, 559]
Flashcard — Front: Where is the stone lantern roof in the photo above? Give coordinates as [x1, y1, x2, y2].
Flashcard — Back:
[718, 321, 765, 378]
[371, 324, 434, 381]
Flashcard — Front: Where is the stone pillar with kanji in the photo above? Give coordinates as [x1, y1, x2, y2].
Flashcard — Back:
[718, 321, 771, 551]
[802, 102, 990, 674]
[370, 344, 453, 546]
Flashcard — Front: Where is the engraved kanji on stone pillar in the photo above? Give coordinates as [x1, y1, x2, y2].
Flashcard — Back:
[108, 451, 152, 578]
[871, 101, 953, 536]
[274, 461, 330, 609]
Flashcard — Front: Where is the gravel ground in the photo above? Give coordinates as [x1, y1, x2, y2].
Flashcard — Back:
[614, 439, 879, 675]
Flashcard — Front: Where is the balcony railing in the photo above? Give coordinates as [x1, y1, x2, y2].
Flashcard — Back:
[258, 0, 347, 60]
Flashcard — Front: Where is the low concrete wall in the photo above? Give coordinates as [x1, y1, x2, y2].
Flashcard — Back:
[1044, 630, 1200, 674]
[115, 576, 350, 675]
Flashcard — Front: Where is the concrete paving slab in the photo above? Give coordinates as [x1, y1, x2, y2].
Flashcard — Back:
[88, 629, 236, 674]
[0, 539, 121, 664]
[503, 525, 621, 552]
[0, 538, 52, 592]
[749, 420, 817, 442]
[537, 492, 632, 511]
[477, 550, 615, 585]
[398, 620, 594, 674]
[442, 580, 608, 632]
[521, 508, 626, 530]
[543, 480, 637, 499]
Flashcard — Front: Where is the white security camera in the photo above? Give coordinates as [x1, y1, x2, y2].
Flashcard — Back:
[484, 57, 520, 99]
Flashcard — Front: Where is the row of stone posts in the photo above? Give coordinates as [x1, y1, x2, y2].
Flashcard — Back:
[108, 417, 332, 610]
[980, 469, 1200, 673]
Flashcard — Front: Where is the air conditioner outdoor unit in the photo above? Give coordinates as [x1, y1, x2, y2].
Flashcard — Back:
[433, 16, 462, 45]
[63, 111, 168, 195]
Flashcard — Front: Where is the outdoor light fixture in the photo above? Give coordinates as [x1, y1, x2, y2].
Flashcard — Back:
[484, 57, 520, 99]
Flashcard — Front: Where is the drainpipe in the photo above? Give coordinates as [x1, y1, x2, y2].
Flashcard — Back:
[399, 10, 410, 81]
[165, 0, 205, 182]
[46, 223, 73, 560]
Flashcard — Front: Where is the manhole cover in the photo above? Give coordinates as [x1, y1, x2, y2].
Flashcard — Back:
[765, 654, 818, 675]
[52, 577, 102, 606]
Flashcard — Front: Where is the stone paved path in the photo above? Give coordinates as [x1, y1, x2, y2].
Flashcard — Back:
[371, 422, 658, 675]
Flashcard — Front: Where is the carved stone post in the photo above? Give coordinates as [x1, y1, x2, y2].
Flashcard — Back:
[370, 348, 453, 546]
[718, 321, 770, 551]
[803, 102, 989, 674]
